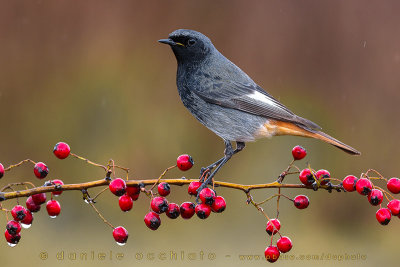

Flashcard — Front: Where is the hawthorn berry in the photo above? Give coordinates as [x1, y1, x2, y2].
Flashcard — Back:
[277, 236, 293, 253]
[292, 145, 307, 160]
[264, 245, 280, 263]
[6, 221, 21, 236]
[26, 196, 41, 213]
[11, 205, 27, 221]
[211, 196, 226, 213]
[342, 175, 358, 192]
[51, 179, 64, 196]
[195, 204, 211, 219]
[21, 210, 33, 228]
[387, 178, 400, 194]
[177, 154, 194, 171]
[180, 202, 195, 219]
[376, 208, 391, 225]
[130, 192, 140, 201]
[126, 185, 140, 201]
[151, 197, 169, 214]
[315, 169, 330, 185]
[299, 169, 315, 186]
[4, 230, 20, 247]
[113, 226, 128, 245]
[356, 178, 373, 195]
[387, 199, 400, 216]
[157, 182, 170, 197]
[119, 195, 133, 212]
[144, 211, 161, 230]
[266, 218, 281, 235]
[46, 200, 61, 218]
[53, 142, 71, 159]
[166, 203, 180, 219]
[293, 195, 309, 209]
[0, 163, 4, 179]
[188, 181, 202, 196]
[32, 193, 47, 205]
[34, 162, 49, 179]
[199, 188, 216, 205]
[368, 189, 383, 206]
[109, 178, 127, 196]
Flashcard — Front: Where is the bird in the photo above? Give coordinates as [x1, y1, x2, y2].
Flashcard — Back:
[158, 29, 360, 191]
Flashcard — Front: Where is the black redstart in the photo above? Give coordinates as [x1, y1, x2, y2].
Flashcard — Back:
[159, 29, 360, 189]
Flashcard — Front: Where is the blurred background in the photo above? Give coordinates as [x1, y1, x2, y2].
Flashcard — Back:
[0, 1, 399, 266]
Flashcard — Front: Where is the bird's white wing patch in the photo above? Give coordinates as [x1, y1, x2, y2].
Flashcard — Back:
[247, 91, 278, 107]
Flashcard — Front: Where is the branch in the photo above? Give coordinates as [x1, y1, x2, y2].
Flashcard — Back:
[0, 178, 338, 201]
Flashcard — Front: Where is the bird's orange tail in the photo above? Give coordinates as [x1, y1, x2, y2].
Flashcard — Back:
[260, 120, 361, 155]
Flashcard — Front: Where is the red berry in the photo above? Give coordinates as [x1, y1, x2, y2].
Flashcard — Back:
[11, 205, 27, 221]
[151, 197, 169, 214]
[0, 163, 4, 179]
[6, 221, 21, 236]
[53, 142, 71, 159]
[26, 196, 41, 212]
[264, 245, 280, 263]
[292, 145, 307, 160]
[315, 169, 330, 185]
[34, 162, 49, 179]
[299, 169, 315, 186]
[266, 218, 281, 235]
[144, 211, 161, 230]
[368, 189, 383, 206]
[21, 210, 33, 227]
[180, 202, 195, 219]
[131, 192, 140, 201]
[376, 208, 391, 225]
[166, 203, 180, 219]
[294, 195, 309, 209]
[113, 226, 128, 245]
[51, 179, 64, 196]
[387, 199, 400, 216]
[342, 175, 358, 192]
[32, 193, 47, 205]
[177, 154, 194, 171]
[188, 181, 202, 196]
[356, 178, 373, 195]
[387, 178, 400, 194]
[119, 195, 133, 212]
[277, 236, 293, 253]
[46, 200, 61, 218]
[126, 185, 140, 201]
[199, 188, 216, 205]
[4, 230, 21, 247]
[109, 178, 127, 196]
[157, 182, 170, 197]
[211, 196, 226, 213]
[195, 204, 211, 219]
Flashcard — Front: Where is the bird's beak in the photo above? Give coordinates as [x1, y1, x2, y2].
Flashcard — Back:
[158, 38, 185, 47]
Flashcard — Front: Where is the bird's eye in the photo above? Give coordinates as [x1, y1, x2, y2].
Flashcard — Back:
[187, 38, 196, 46]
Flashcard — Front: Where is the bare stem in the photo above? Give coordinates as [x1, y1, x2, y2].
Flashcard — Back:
[88, 201, 114, 229]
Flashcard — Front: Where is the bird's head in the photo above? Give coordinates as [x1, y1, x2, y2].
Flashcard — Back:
[158, 29, 215, 63]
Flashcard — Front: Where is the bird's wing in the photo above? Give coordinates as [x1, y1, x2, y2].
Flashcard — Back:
[193, 81, 321, 130]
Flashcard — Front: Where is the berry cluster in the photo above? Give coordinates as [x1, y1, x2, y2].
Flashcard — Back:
[107, 154, 226, 245]
[342, 175, 400, 225]
[2, 142, 71, 246]
[4, 179, 64, 246]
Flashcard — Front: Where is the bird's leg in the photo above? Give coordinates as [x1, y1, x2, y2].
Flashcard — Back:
[199, 141, 246, 181]
[196, 141, 245, 201]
